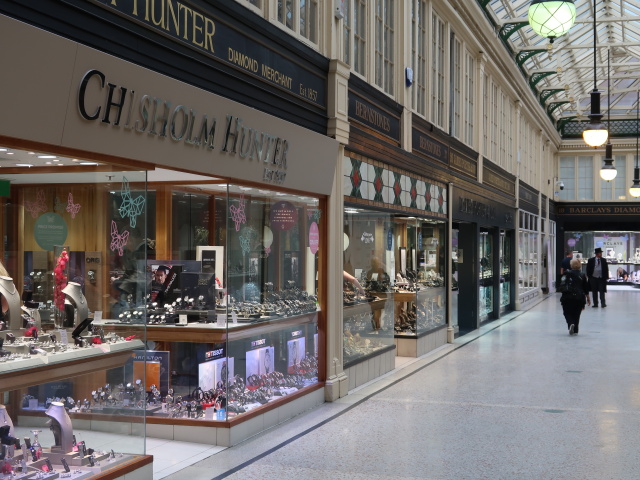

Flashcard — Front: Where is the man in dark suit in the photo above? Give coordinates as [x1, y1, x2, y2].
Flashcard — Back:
[586, 247, 609, 307]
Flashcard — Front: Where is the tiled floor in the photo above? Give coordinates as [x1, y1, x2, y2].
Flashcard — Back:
[16, 286, 640, 479]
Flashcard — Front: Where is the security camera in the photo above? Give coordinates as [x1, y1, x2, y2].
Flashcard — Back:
[559, 182, 565, 190]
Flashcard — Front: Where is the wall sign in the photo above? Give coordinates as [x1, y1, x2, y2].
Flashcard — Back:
[483, 163, 515, 196]
[78, 69, 289, 186]
[348, 93, 400, 141]
[308, 222, 319, 255]
[557, 204, 640, 216]
[519, 181, 539, 214]
[412, 130, 449, 165]
[449, 149, 476, 177]
[455, 191, 516, 229]
[89, 0, 325, 107]
[1, 14, 339, 196]
[270, 201, 298, 230]
[34, 213, 68, 251]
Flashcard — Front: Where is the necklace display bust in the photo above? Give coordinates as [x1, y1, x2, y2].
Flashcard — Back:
[0, 276, 21, 330]
[45, 401, 74, 453]
[0, 404, 14, 437]
[61, 282, 89, 327]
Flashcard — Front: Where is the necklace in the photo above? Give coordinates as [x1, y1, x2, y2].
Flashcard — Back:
[0, 279, 16, 295]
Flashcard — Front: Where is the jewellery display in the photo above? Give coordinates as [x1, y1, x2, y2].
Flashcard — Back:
[61, 282, 89, 328]
[0, 405, 134, 477]
[45, 402, 74, 453]
[0, 276, 22, 330]
[114, 286, 319, 325]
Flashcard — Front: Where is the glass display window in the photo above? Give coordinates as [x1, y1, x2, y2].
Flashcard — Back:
[518, 211, 539, 295]
[564, 230, 640, 283]
[343, 207, 446, 363]
[2, 144, 326, 437]
[479, 229, 493, 320]
[1, 146, 149, 474]
[499, 230, 513, 311]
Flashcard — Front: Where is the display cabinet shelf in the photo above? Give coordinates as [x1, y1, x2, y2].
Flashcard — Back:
[97, 311, 318, 344]
[0, 340, 144, 393]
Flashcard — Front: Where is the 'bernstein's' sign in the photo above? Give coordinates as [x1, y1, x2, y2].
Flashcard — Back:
[78, 69, 288, 184]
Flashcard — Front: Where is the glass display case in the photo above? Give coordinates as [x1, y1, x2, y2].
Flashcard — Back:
[2, 166, 149, 477]
[96, 183, 323, 420]
[500, 230, 512, 311]
[479, 229, 493, 320]
[2, 145, 325, 443]
[563, 230, 640, 284]
[518, 212, 539, 295]
[343, 209, 446, 364]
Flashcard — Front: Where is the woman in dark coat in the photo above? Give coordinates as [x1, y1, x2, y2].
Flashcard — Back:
[560, 258, 591, 335]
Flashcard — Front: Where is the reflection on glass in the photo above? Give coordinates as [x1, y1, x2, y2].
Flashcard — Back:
[343, 210, 446, 361]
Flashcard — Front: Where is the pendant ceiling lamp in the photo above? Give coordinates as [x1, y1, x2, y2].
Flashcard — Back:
[629, 91, 640, 198]
[599, 49, 617, 182]
[583, 1, 608, 148]
[528, 0, 577, 43]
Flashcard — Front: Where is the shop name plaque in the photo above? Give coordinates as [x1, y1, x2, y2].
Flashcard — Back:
[89, 0, 325, 106]
[412, 131, 449, 165]
[458, 197, 495, 221]
[483, 169, 514, 195]
[78, 69, 288, 185]
[450, 150, 476, 177]
[558, 205, 640, 215]
[349, 95, 400, 140]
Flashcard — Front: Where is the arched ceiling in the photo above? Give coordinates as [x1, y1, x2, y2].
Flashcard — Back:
[478, 0, 640, 137]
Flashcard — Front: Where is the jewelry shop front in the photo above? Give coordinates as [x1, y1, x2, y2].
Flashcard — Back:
[0, 12, 338, 478]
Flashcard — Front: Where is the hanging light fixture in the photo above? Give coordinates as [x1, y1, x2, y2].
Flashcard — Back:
[528, 0, 577, 43]
[583, 1, 608, 148]
[600, 49, 617, 181]
[629, 91, 640, 198]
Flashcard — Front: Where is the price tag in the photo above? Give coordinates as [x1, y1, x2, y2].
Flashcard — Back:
[58, 329, 69, 345]
[216, 314, 226, 327]
[93, 311, 103, 322]
[231, 311, 238, 325]
[178, 314, 188, 325]
[28, 399, 39, 410]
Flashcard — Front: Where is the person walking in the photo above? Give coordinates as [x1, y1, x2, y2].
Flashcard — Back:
[560, 258, 590, 335]
[560, 250, 573, 274]
[586, 247, 609, 307]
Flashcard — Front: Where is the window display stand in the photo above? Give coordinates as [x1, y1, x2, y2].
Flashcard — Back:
[33, 312, 326, 447]
[392, 290, 447, 357]
[2, 342, 151, 479]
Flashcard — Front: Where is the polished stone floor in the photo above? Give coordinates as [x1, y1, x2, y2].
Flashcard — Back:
[159, 286, 640, 480]
[18, 287, 633, 479]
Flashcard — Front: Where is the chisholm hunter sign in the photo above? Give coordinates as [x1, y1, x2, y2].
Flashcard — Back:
[78, 69, 288, 184]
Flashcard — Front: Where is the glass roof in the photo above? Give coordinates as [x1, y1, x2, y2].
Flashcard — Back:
[480, 0, 640, 128]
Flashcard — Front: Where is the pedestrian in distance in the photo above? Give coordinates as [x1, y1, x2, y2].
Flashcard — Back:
[560, 258, 590, 336]
[586, 247, 609, 307]
[560, 249, 573, 275]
